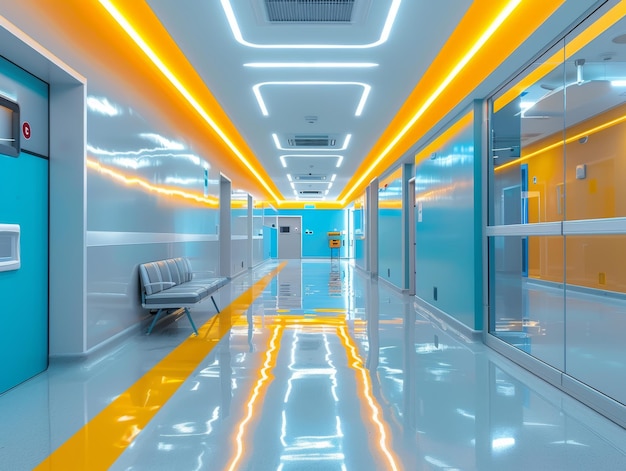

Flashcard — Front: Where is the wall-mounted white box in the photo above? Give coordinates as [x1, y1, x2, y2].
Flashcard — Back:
[0, 224, 20, 272]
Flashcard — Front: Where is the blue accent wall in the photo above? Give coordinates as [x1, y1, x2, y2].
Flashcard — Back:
[277, 209, 347, 258]
[353, 204, 365, 268]
[264, 225, 277, 259]
[378, 176, 403, 288]
[415, 112, 479, 330]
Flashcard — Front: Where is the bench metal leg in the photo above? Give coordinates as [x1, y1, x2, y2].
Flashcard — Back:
[147, 308, 198, 336]
[210, 295, 220, 313]
[184, 307, 199, 336]
[147, 308, 165, 335]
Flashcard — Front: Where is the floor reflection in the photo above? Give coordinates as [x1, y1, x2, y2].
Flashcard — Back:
[0, 259, 625, 471]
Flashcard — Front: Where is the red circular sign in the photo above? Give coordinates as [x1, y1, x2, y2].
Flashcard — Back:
[22, 122, 31, 140]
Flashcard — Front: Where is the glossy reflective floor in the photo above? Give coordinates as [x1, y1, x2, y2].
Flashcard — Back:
[1, 259, 626, 470]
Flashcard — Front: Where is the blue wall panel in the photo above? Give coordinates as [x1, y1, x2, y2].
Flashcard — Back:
[0, 153, 48, 393]
[378, 177, 403, 288]
[264, 225, 277, 259]
[415, 113, 477, 330]
[277, 209, 347, 258]
[353, 205, 365, 269]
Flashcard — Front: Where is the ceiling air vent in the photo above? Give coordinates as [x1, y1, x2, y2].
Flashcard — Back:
[294, 174, 327, 181]
[287, 135, 336, 147]
[299, 190, 323, 196]
[265, 0, 355, 23]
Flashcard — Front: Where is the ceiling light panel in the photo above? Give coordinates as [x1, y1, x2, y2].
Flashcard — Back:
[253, 82, 371, 117]
[220, 0, 401, 49]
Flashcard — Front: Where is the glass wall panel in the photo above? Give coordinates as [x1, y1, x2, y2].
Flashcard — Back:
[490, 43, 565, 226]
[565, 235, 626, 406]
[564, 15, 626, 221]
[491, 236, 564, 370]
[488, 5, 626, 418]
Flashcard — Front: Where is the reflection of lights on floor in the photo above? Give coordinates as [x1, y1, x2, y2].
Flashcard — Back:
[226, 324, 283, 471]
[279, 328, 345, 468]
[226, 315, 401, 470]
[338, 325, 401, 471]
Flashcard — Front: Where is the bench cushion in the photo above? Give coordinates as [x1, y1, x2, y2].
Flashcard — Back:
[139, 257, 228, 309]
[143, 284, 207, 306]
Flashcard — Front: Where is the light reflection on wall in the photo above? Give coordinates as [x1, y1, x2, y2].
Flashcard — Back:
[87, 158, 218, 207]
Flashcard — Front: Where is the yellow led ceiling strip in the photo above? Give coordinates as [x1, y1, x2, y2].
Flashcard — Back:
[339, 0, 565, 206]
[97, 0, 283, 203]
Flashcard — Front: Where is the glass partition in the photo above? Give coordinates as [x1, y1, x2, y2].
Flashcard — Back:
[488, 7, 626, 412]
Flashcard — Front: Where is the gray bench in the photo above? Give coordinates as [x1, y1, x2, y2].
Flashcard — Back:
[139, 257, 228, 335]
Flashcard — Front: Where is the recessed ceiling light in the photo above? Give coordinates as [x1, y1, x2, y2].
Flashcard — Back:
[253, 82, 371, 117]
[221, 0, 401, 49]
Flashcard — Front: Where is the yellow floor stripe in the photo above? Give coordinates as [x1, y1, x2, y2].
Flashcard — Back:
[34, 262, 287, 471]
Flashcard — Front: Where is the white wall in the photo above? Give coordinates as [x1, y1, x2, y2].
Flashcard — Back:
[0, 11, 229, 357]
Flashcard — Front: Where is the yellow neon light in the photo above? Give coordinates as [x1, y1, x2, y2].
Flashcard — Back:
[495, 111, 626, 172]
[98, 0, 283, 203]
[340, 0, 523, 206]
[87, 158, 219, 206]
[227, 324, 284, 471]
[338, 325, 400, 471]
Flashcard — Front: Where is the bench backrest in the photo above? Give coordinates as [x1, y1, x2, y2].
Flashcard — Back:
[139, 257, 194, 296]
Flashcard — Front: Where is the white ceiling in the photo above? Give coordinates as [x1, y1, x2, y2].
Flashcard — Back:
[128, 0, 614, 202]
[145, 0, 472, 201]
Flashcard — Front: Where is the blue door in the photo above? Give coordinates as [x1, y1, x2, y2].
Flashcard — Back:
[0, 58, 49, 394]
[0, 152, 49, 394]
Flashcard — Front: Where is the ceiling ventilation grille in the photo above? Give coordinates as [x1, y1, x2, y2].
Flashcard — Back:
[294, 174, 327, 181]
[299, 190, 323, 196]
[265, 0, 355, 23]
[288, 135, 336, 147]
